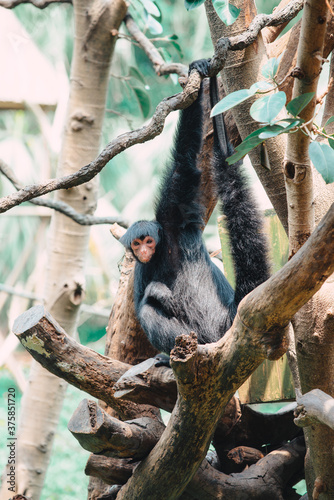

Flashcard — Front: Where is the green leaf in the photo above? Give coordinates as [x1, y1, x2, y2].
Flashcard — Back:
[129, 66, 146, 85]
[258, 120, 301, 139]
[184, 0, 205, 11]
[133, 87, 151, 118]
[309, 141, 334, 184]
[250, 92, 286, 124]
[226, 133, 263, 164]
[275, 118, 304, 126]
[324, 116, 334, 128]
[145, 13, 163, 34]
[211, 89, 254, 117]
[159, 47, 172, 63]
[329, 137, 334, 149]
[140, 0, 161, 17]
[212, 0, 240, 25]
[286, 92, 315, 117]
[249, 81, 273, 93]
[261, 55, 282, 80]
[171, 40, 183, 58]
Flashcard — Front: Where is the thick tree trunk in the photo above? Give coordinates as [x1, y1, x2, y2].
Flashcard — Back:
[282, 2, 334, 497]
[0, 1, 127, 499]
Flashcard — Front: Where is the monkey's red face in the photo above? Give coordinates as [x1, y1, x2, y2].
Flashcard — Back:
[131, 236, 156, 263]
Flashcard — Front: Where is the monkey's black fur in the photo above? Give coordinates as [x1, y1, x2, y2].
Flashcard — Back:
[120, 59, 270, 353]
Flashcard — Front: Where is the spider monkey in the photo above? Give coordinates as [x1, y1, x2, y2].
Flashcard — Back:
[120, 59, 270, 355]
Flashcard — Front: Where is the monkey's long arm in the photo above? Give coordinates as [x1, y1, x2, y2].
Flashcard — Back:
[210, 77, 270, 306]
[155, 80, 205, 231]
[138, 302, 189, 353]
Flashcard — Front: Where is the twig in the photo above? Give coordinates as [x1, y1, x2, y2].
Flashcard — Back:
[124, 14, 188, 77]
[0, 283, 111, 318]
[210, 0, 304, 72]
[0, 0, 71, 7]
[0, 159, 128, 226]
[0, 71, 202, 214]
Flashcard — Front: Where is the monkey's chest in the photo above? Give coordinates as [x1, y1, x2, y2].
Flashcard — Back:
[171, 259, 227, 342]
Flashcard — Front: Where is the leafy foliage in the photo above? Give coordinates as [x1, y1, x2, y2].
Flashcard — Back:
[184, 0, 240, 25]
[309, 142, 334, 184]
[133, 87, 151, 118]
[286, 93, 315, 117]
[250, 92, 286, 124]
[211, 54, 334, 184]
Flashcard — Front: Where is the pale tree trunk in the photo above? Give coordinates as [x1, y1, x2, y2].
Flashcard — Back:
[0, 0, 127, 498]
[283, 1, 334, 497]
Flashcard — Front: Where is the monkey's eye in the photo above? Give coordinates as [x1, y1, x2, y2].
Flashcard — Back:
[132, 241, 140, 247]
[147, 239, 153, 244]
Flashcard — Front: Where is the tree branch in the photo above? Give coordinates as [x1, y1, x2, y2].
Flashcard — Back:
[295, 389, 334, 431]
[11, 304, 160, 420]
[0, 159, 128, 226]
[124, 14, 187, 77]
[0, 72, 202, 214]
[86, 438, 305, 499]
[0, 0, 71, 6]
[0, 0, 303, 214]
[68, 399, 165, 460]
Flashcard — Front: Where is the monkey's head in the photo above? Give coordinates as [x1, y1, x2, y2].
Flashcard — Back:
[119, 220, 162, 264]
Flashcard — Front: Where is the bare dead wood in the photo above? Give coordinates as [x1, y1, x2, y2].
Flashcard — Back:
[85, 437, 305, 499]
[11, 305, 157, 420]
[294, 389, 334, 431]
[187, 437, 306, 500]
[68, 399, 164, 460]
[214, 403, 299, 471]
[115, 202, 334, 499]
[86, 455, 135, 485]
[227, 446, 264, 467]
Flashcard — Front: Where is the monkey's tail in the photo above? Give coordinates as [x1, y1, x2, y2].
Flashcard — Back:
[209, 76, 270, 305]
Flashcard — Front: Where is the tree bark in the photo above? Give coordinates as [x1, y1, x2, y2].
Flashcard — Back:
[68, 399, 165, 459]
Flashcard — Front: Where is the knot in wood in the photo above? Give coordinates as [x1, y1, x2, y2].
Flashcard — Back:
[171, 331, 198, 360]
[290, 66, 305, 79]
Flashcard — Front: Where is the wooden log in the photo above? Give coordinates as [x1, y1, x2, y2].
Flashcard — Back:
[295, 389, 334, 431]
[12, 305, 152, 420]
[227, 446, 264, 466]
[68, 399, 164, 460]
[85, 437, 305, 499]
[85, 455, 135, 485]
